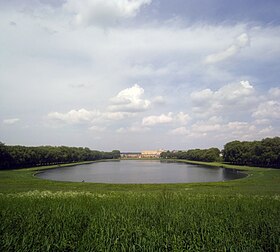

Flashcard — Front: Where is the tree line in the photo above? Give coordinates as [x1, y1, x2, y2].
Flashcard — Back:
[0, 142, 120, 170]
[223, 137, 280, 168]
[1, 137, 279, 169]
[160, 137, 280, 168]
[160, 148, 221, 162]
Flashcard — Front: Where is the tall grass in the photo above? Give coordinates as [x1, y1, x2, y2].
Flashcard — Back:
[1, 191, 279, 251]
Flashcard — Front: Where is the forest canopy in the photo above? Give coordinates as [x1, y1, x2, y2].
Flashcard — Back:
[161, 137, 280, 168]
[223, 137, 280, 168]
[0, 143, 120, 170]
[0, 137, 279, 169]
[160, 148, 221, 162]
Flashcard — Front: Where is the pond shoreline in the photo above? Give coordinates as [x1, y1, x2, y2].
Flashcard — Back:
[35, 159, 247, 184]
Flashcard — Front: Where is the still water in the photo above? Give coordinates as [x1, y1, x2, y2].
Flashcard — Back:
[36, 160, 246, 184]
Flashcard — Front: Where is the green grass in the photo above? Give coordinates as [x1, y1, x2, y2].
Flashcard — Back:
[0, 160, 280, 251]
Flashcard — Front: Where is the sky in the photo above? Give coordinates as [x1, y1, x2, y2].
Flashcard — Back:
[0, 0, 280, 152]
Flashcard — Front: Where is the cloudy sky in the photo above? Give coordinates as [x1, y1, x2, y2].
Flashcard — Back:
[1, 0, 280, 151]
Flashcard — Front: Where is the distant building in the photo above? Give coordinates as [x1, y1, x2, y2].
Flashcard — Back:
[141, 149, 164, 158]
[121, 150, 165, 159]
[120, 152, 141, 159]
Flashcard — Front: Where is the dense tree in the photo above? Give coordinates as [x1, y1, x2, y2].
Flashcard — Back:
[223, 137, 280, 168]
[112, 150, 121, 159]
[161, 137, 280, 168]
[160, 148, 221, 162]
[0, 143, 120, 170]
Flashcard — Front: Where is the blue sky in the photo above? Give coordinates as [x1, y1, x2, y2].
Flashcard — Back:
[0, 0, 279, 151]
[151, 0, 280, 24]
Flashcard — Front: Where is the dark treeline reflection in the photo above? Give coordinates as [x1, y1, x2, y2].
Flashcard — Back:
[0, 143, 120, 170]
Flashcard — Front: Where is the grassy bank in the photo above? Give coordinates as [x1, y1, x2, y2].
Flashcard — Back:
[0, 160, 280, 251]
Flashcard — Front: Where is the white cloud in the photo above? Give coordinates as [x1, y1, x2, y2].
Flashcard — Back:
[192, 121, 221, 133]
[170, 128, 208, 138]
[47, 108, 139, 128]
[47, 109, 100, 124]
[152, 96, 166, 105]
[170, 126, 189, 135]
[142, 112, 190, 127]
[89, 125, 106, 132]
[227, 121, 256, 132]
[190, 88, 213, 102]
[170, 119, 273, 143]
[1, 3, 280, 150]
[3, 118, 20, 125]
[109, 84, 151, 113]
[175, 112, 191, 124]
[114, 111, 191, 133]
[104, 111, 135, 120]
[69, 83, 87, 88]
[142, 113, 173, 126]
[252, 100, 280, 119]
[259, 126, 273, 134]
[46, 84, 152, 128]
[205, 33, 250, 64]
[117, 124, 150, 133]
[217, 80, 254, 101]
[191, 80, 255, 117]
[254, 119, 271, 125]
[268, 87, 280, 98]
[63, 0, 151, 27]
[220, 121, 271, 141]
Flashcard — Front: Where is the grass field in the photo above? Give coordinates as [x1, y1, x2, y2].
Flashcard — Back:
[1, 160, 280, 251]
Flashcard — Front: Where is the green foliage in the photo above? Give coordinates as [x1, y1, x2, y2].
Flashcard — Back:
[0, 192, 279, 251]
[0, 160, 280, 251]
[223, 137, 280, 168]
[161, 148, 221, 162]
[0, 143, 120, 170]
[161, 137, 280, 168]
[112, 150, 121, 159]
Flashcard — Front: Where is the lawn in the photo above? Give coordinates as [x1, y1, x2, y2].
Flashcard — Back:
[0, 160, 280, 251]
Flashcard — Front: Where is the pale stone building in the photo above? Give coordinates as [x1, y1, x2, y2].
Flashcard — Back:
[120, 152, 141, 159]
[141, 150, 164, 158]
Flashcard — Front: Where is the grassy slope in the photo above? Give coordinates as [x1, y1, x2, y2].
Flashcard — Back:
[0, 159, 279, 195]
[0, 160, 280, 251]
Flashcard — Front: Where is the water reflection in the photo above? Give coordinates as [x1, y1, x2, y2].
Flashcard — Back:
[36, 160, 246, 184]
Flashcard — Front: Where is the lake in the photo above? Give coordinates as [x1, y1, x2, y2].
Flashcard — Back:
[36, 160, 246, 184]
